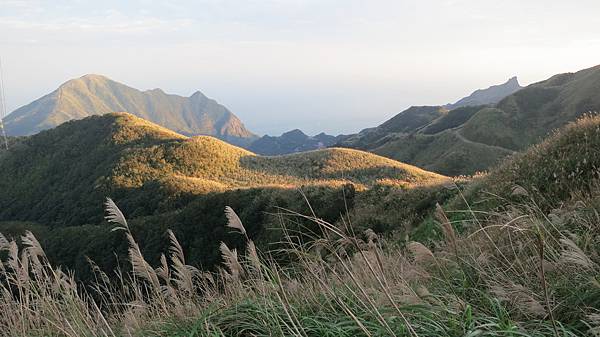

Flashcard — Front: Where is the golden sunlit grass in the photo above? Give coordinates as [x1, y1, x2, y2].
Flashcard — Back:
[108, 112, 446, 194]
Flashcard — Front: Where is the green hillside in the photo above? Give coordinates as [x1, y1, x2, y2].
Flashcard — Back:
[339, 64, 600, 176]
[0, 113, 448, 279]
[458, 113, 600, 210]
[3, 74, 257, 146]
[3, 114, 600, 337]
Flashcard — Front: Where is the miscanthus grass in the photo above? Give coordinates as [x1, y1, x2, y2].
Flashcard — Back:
[0, 193, 598, 337]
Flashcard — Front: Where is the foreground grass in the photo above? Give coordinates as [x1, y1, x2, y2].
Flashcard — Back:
[0, 188, 599, 337]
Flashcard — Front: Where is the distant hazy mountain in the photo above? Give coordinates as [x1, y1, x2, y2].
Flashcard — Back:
[3, 74, 257, 147]
[248, 129, 342, 155]
[446, 76, 523, 109]
[338, 65, 600, 175]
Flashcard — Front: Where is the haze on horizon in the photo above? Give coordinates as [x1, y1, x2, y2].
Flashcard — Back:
[1, 0, 600, 136]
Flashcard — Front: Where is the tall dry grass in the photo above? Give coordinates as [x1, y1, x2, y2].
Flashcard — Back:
[0, 192, 598, 336]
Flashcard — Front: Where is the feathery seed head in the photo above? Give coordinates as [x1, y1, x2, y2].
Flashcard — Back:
[104, 197, 129, 229]
[225, 206, 246, 235]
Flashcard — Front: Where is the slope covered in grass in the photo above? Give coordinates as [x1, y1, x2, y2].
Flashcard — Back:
[2, 136, 600, 337]
[0, 112, 449, 280]
[0, 112, 443, 226]
[459, 113, 600, 210]
[339, 64, 600, 175]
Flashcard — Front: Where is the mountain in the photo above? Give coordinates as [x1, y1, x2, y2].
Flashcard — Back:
[248, 129, 342, 155]
[446, 76, 523, 109]
[3, 74, 257, 147]
[0, 113, 447, 278]
[338, 64, 600, 176]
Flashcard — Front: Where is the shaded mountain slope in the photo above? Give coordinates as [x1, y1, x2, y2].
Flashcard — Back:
[3, 74, 257, 146]
[339, 64, 600, 176]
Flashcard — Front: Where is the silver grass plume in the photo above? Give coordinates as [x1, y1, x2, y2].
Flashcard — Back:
[0, 233, 9, 251]
[7, 240, 19, 272]
[128, 237, 160, 290]
[225, 206, 246, 236]
[156, 254, 170, 282]
[246, 240, 261, 272]
[220, 242, 244, 280]
[105, 197, 129, 230]
[167, 230, 195, 293]
[105, 198, 161, 290]
[21, 231, 45, 277]
[21, 231, 45, 259]
[167, 229, 185, 265]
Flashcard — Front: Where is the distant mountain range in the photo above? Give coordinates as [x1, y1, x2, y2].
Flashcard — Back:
[338, 65, 600, 175]
[5, 66, 599, 176]
[248, 129, 343, 155]
[253, 76, 523, 156]
[3, 74, 258, 147]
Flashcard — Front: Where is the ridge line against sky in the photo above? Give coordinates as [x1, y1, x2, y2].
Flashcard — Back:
[1, 0, 600, 135]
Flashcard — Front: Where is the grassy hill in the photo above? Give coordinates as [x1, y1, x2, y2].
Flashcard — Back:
[3, 74, 257, 147]
[457, 113, 600, 211]
[0, 113, 448, 279]
[2, 115, 600, 336]
[339, 64, 600, 176]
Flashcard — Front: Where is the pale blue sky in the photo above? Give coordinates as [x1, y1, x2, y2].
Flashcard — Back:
[2, 0, 600, 135]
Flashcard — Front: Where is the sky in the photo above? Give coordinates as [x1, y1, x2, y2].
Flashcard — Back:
[1, 0, 600, 136]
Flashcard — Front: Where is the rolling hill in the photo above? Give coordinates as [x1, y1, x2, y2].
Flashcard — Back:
[3, 74, 257, 147]
[339, 64, 600, 176]
[0, 113, 448, 278]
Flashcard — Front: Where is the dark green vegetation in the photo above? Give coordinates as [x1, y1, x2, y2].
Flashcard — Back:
[2, 115, 600, 336]
[3, 74, 257, 146]
[249, 129, 343, 155]
[339, 65, 600, 176]
[0, 113, 448, 281]
[2, 66, 600, 337]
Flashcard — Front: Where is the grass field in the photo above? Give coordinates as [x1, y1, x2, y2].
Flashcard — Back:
[1, 115, 600, 336]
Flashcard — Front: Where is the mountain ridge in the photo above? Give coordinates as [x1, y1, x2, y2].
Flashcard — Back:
[337, 65, 600, 175]
[446, 76, 523, 109]
[4, 74, 258, 147]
